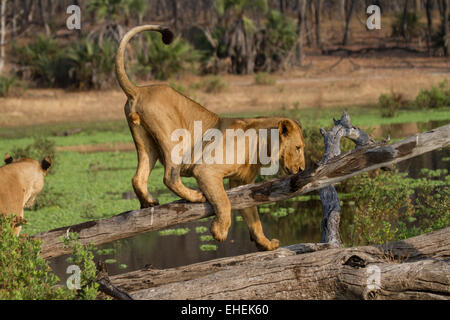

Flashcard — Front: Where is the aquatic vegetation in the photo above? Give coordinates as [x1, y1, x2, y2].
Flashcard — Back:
[158, 228, 190, 236]
[200, 244, 218, 251]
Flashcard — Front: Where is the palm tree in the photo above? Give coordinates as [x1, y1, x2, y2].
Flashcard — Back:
[215, 0, 268, 74]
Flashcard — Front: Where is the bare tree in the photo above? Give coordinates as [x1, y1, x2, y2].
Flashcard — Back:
[38, 0, 50, 36]
[0, 0, 6, 75]
[443, 0, 450, 56]
[314, 0, 322, 48]
[296, 0, 307, 65]
[400, 0, 409, 39]
[339, 0, 346, 34]
[426, 0, 433, 53]
[342, 0, 355, 45]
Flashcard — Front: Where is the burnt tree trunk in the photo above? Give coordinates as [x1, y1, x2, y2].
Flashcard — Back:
[112, 228, 450, 300]
[35, 121, 450, 260]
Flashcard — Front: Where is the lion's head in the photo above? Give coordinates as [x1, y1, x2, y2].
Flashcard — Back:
[3, 153, 53, 208]
[277, 119, 306, 175]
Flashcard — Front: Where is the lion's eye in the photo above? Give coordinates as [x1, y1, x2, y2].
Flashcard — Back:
[296, 146, 302, 152]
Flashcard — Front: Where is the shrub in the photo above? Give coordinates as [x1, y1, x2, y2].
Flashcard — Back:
[0, 216, 73, 300]
[14, 35, 71, 87]
[415, 80, 450, 109]
[345, 169, 450, 246]
[254, 72, 276, 86]
[0, 217, 102, 300]
[65, 38, 117, 89]
[62, 232, 99, 300]
[378, 91, 407, 118]
[133, 33, 201, 80]
[0, 76, 24, 97]
[14, 35, 117, 89]
[11, 136, 56, 162]
[262, 10, 297, 72]
[201, 76, 229, 93]
[391, 12, 425, 39]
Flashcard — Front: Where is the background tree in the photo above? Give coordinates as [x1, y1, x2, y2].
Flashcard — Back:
[0, 0, 6, 74]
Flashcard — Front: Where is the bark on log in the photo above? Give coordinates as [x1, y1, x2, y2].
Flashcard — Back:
[35, 123, 450, 259]
[122, 228, 450, 300]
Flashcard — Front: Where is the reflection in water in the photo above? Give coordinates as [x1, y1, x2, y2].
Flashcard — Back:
[50, 120, 450, 281]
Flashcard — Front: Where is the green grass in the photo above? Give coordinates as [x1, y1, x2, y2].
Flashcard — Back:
[225, 105, 450, 129]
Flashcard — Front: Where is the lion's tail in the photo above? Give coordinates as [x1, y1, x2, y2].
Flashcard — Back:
[115, 25, 174, 100]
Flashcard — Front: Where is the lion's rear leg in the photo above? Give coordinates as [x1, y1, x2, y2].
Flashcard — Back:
[129, 123, 160, 208]
[230, 178, 280, 251]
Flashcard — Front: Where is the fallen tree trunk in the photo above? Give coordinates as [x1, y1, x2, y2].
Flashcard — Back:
[35, 124, 450, 259]
[121, 228, 449, 300]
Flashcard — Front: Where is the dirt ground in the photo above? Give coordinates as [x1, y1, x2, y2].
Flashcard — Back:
[1, 51, 449, 128]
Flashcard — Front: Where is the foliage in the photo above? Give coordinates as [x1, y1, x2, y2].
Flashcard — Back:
[87, 0, 129, 23]
[415, 80, 450, 109]
[14, 35, 117, 89]
[0, 216, 73, 300]
[263, 10, 297, 70]
[200, 76, 229, 93]
[346, 169, 450, 246]
[13, 35, 71, 87]
[65, 38, 117, 89]
[391, 12, 425, 39]
[0, 75, 24, 97]
[378, 91, 408, 118]
[133, 33, 201, 80]
[397, 169, 450, 239]
[199, 244, 218, 251]
[158, 228, 190, 236]
[62, 232, 100, 300]
[215, 0, 268, 17]
[254, 72, 276, 85]
[11, 136, 56, 161]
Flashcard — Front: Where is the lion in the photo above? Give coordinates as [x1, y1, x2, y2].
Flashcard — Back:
[0, 153, 52, 235]
[116, 25, 306, 251]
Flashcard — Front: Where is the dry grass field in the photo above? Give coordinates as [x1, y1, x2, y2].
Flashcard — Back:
[1, 54, 449, 128]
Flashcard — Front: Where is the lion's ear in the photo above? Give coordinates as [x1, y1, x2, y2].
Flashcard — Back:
[41, 157, 52, 171]
[4, 153, 13, 164]
[278, 120, 295, 138]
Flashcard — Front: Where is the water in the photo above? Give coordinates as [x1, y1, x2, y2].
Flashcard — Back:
[49, 120, 449, 279]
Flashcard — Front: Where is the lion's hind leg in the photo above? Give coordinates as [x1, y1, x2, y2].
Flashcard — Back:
[129, 123, 160, 208]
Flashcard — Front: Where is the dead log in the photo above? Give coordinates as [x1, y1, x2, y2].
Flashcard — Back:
[35, 122, 450, 259]
[318, 112, 376, 245]
[122, 227, 450, 300]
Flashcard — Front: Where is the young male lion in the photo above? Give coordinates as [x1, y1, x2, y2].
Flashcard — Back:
[116, 25, 306, 251]
[0, 153, 52, 235]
